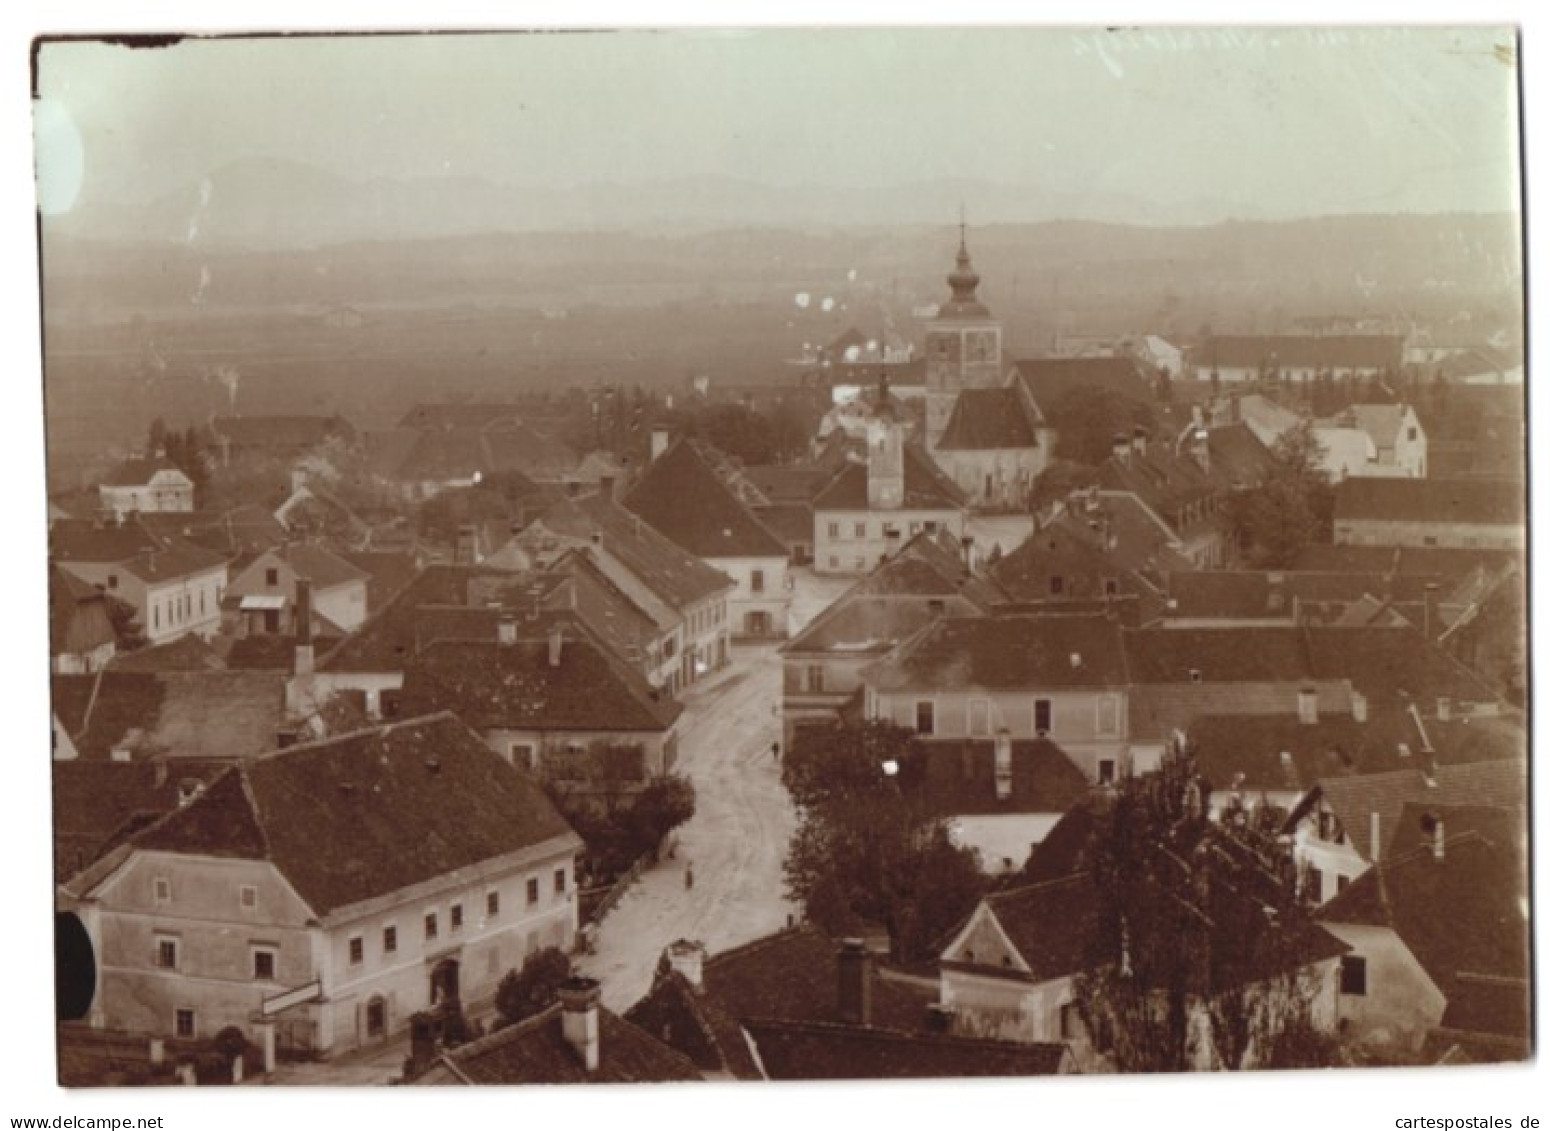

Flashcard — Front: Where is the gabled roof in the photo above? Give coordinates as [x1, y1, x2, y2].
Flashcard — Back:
[106, 633, 225, 673]
[419, 1000, 701, 1084]
[139, 506, 290, 556]
[1318, 833, 1529, 1029]
[781, 596, 978, 659]
[1021, 794, 1113, 884]
[1292, 758, 1527, 862]
[851, 529, 1004, 607]
[742, 1019, 1069, 1080]
[1128, 680, 1354, 743]
[334, 550, 422, 610]
[1010, 356, 1152, 412]
[117, 542, 228, 585]
[623, 440, 787, 560]
[52, 670, 287, 762]
[864, 613, 1128, 692]
[1335, 403, 1409, 448]
[899, 738, 1091, 817]
[100, 457, 190, 488]
[102, 714, 580, 916]
[935, 386, 1042, 451]
[1334, 477, 1523, 527]
[813, 443, 967, 513]
[49, 565, 115, 659]
[623, 926, 935, 1079]
[739, 464, 832, 503]
[1288, 543, 1522, 580]
[50, 517, 164, 565]
[401, 632, 682, 733]
[1203, 423, 1277, 487]
[1161, 570, 1444, 622]
[972, 874, 1098, 981]
[274, 542, 370, 591]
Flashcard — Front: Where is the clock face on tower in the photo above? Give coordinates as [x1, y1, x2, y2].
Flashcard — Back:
[966, 330, 998, 363]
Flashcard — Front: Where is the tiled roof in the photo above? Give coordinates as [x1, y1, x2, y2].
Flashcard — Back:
[781, 597, 976, 659]
[752, 502, 814, 547]
[335, 550, 422, 610]
[1196, 334, 1404, 371]
[1288, 544, 1521, 580]
[1010, 356, 1152, 412]
[1339, 404, 1408, 449]
[1185, 709, 1524, 796]
[864, 613, 1128, 692]
[397, 403, 528, 430]
[813, 443, 967, 513]
[1162, 570, 1444, 621]
[1334, 477, 1523, 526]
[544, 550, 662, 668]
[52, 671, 287, 762]
[899, 738, 1090, 817]
[934, 387, 1041, 451]
[976, 874, 1098, 981]
[100, 457, 189, 488]
[1318, 833, 1529, 1024]
[1021, 794, 1112, 884]
[1301, 626, 1501, 705]
[1124, 627, 1315, 684]
[624, 926, 935, 1079]
[50, 517, 164, 565]
[401, 632, 681, 733]
[275, 543, 370, 591]
[139, 507, 290, 556]
[222, 634, 343, 671]
[624, 440, 787, 560]
[1127, 680, 1353, 743]
[420, 1000, 702, 1084]
[1296, 758, 1527, 862]
[1098, 443, 1218, 524]
[106, 633, 225, 673]
[118, 542, 228, 584]
[533, 495, 732, 611]
[120, 714, 580, 916]
[1205, 423, 1277, 486]
[743, 1019, 1068, 1080]
[52, 759, 230, 882]
[740, 464, 831, 503]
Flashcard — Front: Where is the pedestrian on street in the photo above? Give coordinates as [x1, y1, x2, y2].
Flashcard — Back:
[771, 741, 781, 763]
[685, 862, 695, 890]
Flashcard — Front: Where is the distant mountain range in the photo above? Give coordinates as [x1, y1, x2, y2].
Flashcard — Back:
[51, 157, 1317, 249]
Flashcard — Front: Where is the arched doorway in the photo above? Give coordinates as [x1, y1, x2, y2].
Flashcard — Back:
[365, 995, 387, 1040]
[55, 911, 95, 1022]
[429, 958, 460, 1007]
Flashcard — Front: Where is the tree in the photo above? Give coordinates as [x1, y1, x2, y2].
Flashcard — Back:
[104, 593, 147, 652]
[628, 772, 697, 852]
[1222, 421, 1331, 567]
[1073, 742, 1342, 1072]
[782, 720, 986, 962]
[1028, 459, 1099, 517]
[495, 947, 573, 1029]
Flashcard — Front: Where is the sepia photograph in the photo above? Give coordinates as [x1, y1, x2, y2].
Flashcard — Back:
[12, 10, 1537, 1121]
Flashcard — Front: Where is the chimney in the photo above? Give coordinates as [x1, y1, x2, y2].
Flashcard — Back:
[559, 977, 602, 1073]
[1132, 425, 1149, 457]
[548, 625, 564, 668]
[650, 428, 670, 463]
[1423, 582, 1440, 640]
[994, 728, 1013, 801]
[497, 615, 517, 646]
[837, 939, 873, 1026]
[293, 577, 314, 676]
[664, 939, 707, 992]
[589, 530, 604, 550]
[1112, 432, 1131, 464]
[1351, 690, 1368, 723]
[1370, 811, 1381, 862]
[1297, 687, 1318, 725]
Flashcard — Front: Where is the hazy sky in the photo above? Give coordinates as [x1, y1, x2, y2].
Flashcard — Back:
[34, 26, 1521, 220]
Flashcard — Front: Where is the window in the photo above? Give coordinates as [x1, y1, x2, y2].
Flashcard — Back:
[175, 1009, 196, 1040]
[854, 522, 867, 539]
[107, 574, 118, 589]
[853, 556, 865, 571]
[153, 604, 159, 630]
[1306, 866, 1324, 900]
[828, 522, 841, 540]
[1337, 875, 1351, 894]
[1034, 699, 1052, 736]
[239, 885, 258, 910]
[915, 700, 935, 736]
[265, 567, 279, 586]
[806, 664, 825, 693]
[1340, 956, 1367, 996]
[828, 555, 839, 570]
[424, 912, 439, 941]
[751, 569, 764, 594]
[155, 937, 179, 970]
[487, 891, 500, 918]
[1049, 575, 1064, 596]
[1407, 426, 1418, 441]
[450, 903, 464, 932]
[526, 877, 540, 906]
[154, 877, 171, 905]
[968, 699, 991, 737]
[383, 925, 397, 954]
[554, 868, 567, 895]
[1103, 578, 1119, 597]
[1059, 1002, 1085, 1040]
[348, 936, 364, 965]
[1097, 759, 1117, 785]
[1188, 668, 1202, 684]
[509, 742, 536, 770]
[252, 948, 276, 981]
[1096, 694, 1120, 736]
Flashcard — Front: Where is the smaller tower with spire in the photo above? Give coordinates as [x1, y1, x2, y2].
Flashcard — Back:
[924, 217, 1003, 447]
[866, 370, 905, 510]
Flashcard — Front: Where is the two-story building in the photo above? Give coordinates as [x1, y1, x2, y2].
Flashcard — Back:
[49, 564, 117, 674]
[860, 613, 1130, 784]
[226, 543, 370, 637]
[623, 439, 791, 640]
[56, 540, 228, 647]
[1333, 478, 1524, 551]
[98, 455, 195, 517]
[58, 714, 583, 1060]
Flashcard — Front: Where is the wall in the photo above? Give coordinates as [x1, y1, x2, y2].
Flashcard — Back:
[939, 966, 1077, 1045]
[949, 813, 1061, 875]
[714, 554, 791, 639]
[141, 567, 227, 644]
[933, 446, 1046, 511]
[1319, 923, 1446, 1057]
[814, 508, 967, 576]
[1334, 518, 1523, 551]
